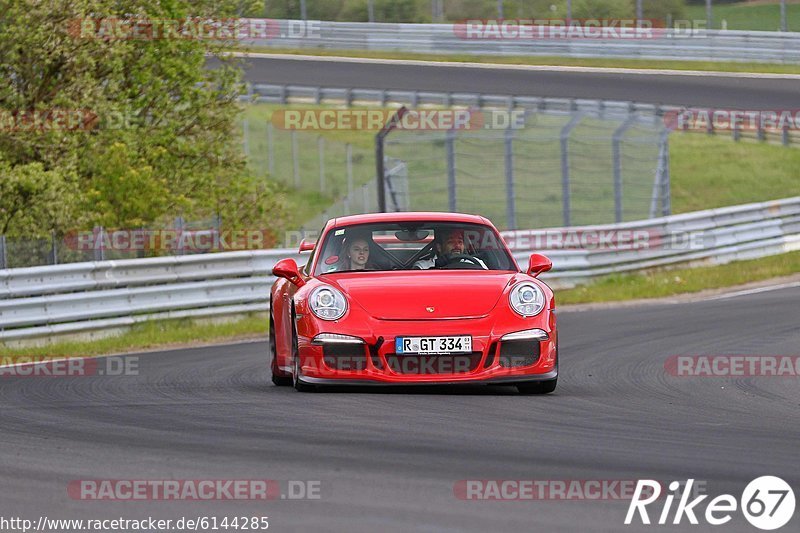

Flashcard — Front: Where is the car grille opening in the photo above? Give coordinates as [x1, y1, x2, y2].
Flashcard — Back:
[322, 344, 367, 371]
[483, 341, 498, 368]
[369, 353, 384, 370]
[498, 340, 540, 368]
[384, 352, 483, 375]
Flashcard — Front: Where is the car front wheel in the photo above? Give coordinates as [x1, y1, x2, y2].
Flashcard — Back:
[270, 312, 292, 387]
[291, 320, 315, 393]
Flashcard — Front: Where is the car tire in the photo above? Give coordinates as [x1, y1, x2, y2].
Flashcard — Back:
[270, 312, 292, 387]
[291, 315, 316, 393]
[517, 378, 557, 395]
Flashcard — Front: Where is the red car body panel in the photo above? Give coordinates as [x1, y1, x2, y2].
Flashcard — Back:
[270, 212, 558, 388]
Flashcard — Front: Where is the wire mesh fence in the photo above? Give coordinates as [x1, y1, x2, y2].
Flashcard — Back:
[245, 120, 375, 200]
[296, 108, 670, 233]
[0, 217, 223, 270]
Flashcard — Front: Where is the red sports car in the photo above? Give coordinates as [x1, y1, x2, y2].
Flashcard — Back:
[269, 212, 557, 394]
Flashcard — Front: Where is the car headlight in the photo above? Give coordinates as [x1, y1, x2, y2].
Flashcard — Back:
[309, 286, 348, 320]
[509, 282, 545, 317]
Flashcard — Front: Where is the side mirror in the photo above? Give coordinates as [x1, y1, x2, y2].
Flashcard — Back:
[298, 239, 315, 253]
[273, 258, 306, 287]
[527, 253, 552, 278]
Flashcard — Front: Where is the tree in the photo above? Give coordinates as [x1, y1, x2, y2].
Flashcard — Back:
[0, 0, 284, 241]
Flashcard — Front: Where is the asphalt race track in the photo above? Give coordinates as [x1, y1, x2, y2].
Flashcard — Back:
[1, 286, 798, 532]
[240, 55, 800, 109]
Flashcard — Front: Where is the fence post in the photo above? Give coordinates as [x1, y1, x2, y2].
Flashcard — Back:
[504, 126, 517, 230]
[446, 129, 456, 212]
[94, 226, 105, 262]
[612, 114, 638, 223]
[560, 113, 584, 227]
[242, 116, 250, 157]
[175, 216, 185, 256]
[267, 123, 275, 176]
[650, 130, 672, 218]
[318, 136, 325, 193]
[0, 235, 6, 270]
[345, 143, 353, 214]
[292, 130, 300, 188]
[50, 230, 58, 265]
[661, 134, 672, 216]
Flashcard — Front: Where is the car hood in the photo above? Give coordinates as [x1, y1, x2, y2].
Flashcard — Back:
[327, 272, 516, 320]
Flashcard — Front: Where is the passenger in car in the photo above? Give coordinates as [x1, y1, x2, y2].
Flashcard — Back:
[326, 234, 373, 272]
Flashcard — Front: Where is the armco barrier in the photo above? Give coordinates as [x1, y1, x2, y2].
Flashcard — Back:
[244, 21, 800, 64]
[1, 197, 798, 343]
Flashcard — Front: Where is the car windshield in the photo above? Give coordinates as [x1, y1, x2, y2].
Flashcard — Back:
[313, 222, 517, 276]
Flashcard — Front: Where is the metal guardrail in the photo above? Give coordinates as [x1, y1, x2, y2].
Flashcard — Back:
[244, 21, 800, 64]
[249, 83, 800, 148]
[1, 197, 798, 343]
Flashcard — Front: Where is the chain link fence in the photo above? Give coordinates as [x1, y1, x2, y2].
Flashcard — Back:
[288, 107, 669, 233]
[390, 111, 669, 229]
[244, 120, 375, 200]
[0, 217, 222, 270]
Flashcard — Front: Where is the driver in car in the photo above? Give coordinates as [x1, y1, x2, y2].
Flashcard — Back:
[412, 229, 488, 270]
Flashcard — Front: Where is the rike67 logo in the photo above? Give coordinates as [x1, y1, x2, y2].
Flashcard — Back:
[626, 477, 795, 530]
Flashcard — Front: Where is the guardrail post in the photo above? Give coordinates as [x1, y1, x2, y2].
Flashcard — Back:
[782, 124, 790, 146]
[315, 86, 322, 105]
[733, 120, 740, 142]
[411, 91, 419, 108]
[757, 115, 766, 142]
[504, 126, 517, 230]
[613, 114, 638, 223]
[291, 130, 300, 188]
[446, 129, 457, 212]
[0, 235, 6, 269]
[560, 113, 584, 227]
[267, 123, 275, 176]
[279, 85, 287, 105]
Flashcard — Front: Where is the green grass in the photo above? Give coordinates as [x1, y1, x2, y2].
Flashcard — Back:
[243, 103, 376, 230]
[670, 132, 800, 213]
[557, 250, 800, 304]
[685, 1, 800, 31]
[235, 46, 800, 75]
[0, 314, 267, 360]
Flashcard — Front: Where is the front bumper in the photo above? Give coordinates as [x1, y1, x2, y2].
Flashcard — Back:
[294, 309, 558, 385]
[298, 370, 558, 387]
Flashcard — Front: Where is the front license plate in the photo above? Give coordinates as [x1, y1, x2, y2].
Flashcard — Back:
[395, 336, 472, 355]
